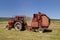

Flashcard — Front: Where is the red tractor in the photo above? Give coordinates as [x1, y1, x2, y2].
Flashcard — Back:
[28, 12, 50, 32]
[6, 16, 27, 31]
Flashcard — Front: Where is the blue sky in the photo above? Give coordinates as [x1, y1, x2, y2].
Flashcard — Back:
[0, 0, 60, 19]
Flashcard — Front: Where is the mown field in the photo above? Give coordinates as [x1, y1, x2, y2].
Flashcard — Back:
[0, 20, 60, 40]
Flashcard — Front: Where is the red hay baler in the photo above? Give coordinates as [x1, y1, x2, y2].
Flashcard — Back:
[6, 16, 27, 31]
[27, 12, 50, 32]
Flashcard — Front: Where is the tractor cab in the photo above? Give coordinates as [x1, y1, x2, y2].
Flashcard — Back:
[14, 16, 25, 22]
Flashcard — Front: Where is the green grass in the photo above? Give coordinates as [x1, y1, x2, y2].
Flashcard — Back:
[0, 21, 60, 40]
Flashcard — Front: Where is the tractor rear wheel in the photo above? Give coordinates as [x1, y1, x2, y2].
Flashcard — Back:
[14, 22, 22, 31]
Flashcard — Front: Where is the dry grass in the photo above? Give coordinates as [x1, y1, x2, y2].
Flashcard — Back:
[0, 21, 60, 40]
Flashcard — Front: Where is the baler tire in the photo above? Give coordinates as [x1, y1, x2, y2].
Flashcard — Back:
[38, 27, 44, 32]
[14, 22, 22, 31]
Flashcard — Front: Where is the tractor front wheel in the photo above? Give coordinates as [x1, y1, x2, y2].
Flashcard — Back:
[6, 25, 12, 30]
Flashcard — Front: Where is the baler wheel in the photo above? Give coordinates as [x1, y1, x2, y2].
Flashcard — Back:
[38, 27, 44, 33]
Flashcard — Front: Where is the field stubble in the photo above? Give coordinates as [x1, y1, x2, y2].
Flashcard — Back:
[0, 21, 60, 40]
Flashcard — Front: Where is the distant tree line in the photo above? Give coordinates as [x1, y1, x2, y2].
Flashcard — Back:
[51, 19, 60, 21]
[0, 17, 60, 21]
[0, 17, 11, 21]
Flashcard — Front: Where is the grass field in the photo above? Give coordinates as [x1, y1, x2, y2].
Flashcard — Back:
[0, 21, 60, 40]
